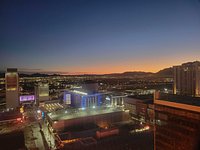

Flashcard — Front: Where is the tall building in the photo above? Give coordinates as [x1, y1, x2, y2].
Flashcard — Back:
[35, 82, 49, 106]
[154, 92, 200, 150]
[5, 68, 19, 109]
[173, 61, 200, 97]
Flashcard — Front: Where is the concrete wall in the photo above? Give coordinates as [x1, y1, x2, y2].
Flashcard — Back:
[51, 111, 130, 131]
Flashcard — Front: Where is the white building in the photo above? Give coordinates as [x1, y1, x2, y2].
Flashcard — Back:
[105, 93, 125, 107]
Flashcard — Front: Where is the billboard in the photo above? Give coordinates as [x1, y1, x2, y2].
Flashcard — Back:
[20, 95, 35, 102]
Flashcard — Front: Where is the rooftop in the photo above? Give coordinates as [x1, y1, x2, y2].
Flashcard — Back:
[125, 94, 153, 105]
[48, 107, 123, 121]
[66, 89, 104, 96]
[109, 92, 127, 97]
[156, 93, 200, 107]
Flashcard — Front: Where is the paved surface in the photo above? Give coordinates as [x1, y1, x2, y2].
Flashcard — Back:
[24, 108, 57, 150]
[24, 107, 56, 150]
[40, 120, 56, 150]
[24, 122, 52, 150]
[0, 106, 57, 150]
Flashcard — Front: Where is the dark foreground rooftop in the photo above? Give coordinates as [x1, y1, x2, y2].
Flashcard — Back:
[156, 92, 200, 107]
[61, 131, 153, 150]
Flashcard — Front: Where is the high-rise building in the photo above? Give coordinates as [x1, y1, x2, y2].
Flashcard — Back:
[154, 92, 200, 150]
[173, 61, 200, 97]
[5, 68, 19, 109]
[35, 82, 49, 106]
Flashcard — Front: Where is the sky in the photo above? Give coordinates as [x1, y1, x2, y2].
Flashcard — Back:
[1, 0, 200, 74]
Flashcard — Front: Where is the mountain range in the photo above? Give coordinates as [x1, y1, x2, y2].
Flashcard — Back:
[0, 67, 173, 78]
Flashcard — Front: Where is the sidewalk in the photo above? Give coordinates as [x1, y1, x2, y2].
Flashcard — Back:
[24, 122, 47, 150]
[40, 121, 56, 150]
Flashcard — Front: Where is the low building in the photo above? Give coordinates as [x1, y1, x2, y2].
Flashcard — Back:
[104, 92, 126, 107]
[63, 89, 104, 108]
[124, 95, 153, 124]
[47, 107, 129, 132]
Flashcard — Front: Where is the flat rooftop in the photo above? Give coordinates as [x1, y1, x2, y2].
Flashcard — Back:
[48, 107, 123, 121]
[156, 92, 200, 107]
[66, 89, 104, 96]
[125, 94, 153, 105]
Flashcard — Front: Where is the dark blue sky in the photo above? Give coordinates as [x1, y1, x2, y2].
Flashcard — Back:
[1, 0, 200, 74]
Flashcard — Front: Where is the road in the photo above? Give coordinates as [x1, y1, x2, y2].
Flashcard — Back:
[23, 108, 54, 150]
[40, 120, 56, 150]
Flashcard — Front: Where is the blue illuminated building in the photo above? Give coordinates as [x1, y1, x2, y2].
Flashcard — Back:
[64, 89, 105, 108]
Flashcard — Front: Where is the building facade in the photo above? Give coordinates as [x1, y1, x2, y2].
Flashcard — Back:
[173, 61, 200, 97]
[35, 82, 49, 105]
[154, 92, 200, 150]
[5, 68, 19, 109]
[105, 93, 125, 107]
[64, 90, 103, 108]
[124, 95, 153, 124]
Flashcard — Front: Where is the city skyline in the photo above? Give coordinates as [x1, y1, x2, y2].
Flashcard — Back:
[1, 0, 200, 74]
[1, 1, 200, 150]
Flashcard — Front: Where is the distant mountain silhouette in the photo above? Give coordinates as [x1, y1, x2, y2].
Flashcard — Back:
[155, 67, 173, 77]
[19, 73, 62, 77]
[21, 73, 50, 77]
[105, 68, 173, 78]
[122, 71, 153, 76]
[106, 71, 154, 77]
[0, 65, 176, 78]
[0, 68, 173, 78]
[0, 72, 61, 78]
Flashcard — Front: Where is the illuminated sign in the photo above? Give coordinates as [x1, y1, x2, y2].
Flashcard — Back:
[20, 106, 24, 113]
[20, 95, 35, 102]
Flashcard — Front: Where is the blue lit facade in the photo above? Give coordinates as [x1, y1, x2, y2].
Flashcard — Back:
[64, 90, 104, 108]
[81, 96, 87, 108]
